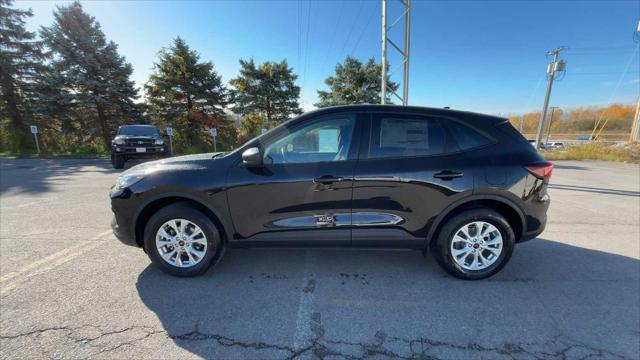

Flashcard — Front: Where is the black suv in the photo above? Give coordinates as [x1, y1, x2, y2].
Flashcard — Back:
[110, 105, 552, 280]
[111, 124, 168, 169]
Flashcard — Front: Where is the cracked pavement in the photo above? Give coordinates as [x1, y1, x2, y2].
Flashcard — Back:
[1, 159, 639, 359]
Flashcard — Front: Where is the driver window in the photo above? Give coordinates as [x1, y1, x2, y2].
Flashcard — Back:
[263, 115, 355, 164]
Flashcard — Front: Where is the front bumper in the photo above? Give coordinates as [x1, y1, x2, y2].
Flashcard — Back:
[112, 146, 165, 156]
[111, 213, 138, 247]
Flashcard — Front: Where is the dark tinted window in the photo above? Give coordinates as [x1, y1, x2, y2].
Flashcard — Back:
[118, 125, 159, 136]
[447, 121, 491, 150]
[369, 116, 445, 158]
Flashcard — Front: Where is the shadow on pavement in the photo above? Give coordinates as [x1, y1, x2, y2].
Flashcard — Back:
[552, 164, 589, 171]
[0, 158, 148, 195]
[136, 239, 639, 359]
[549, 183, 640, 197]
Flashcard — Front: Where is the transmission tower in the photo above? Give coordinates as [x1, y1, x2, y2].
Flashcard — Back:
[381, 0, 411, 105]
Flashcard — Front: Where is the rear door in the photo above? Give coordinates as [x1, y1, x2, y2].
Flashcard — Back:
[351, 112, 476, 248]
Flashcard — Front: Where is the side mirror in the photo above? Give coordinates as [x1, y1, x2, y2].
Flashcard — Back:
[242, 147, 263, 167]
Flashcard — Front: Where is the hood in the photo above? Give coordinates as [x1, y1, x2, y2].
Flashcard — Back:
[113, 134, 160, 140]
[121, 152, 223, 177]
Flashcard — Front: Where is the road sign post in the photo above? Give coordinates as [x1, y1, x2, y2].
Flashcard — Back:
[166, 127, 174, 156]
[30, 125, 40, 154]
[209, 128, 218, 152]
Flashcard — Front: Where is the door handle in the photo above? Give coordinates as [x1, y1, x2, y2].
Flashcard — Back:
[433, 170, 463, 180]
[313, 176, 345, 184]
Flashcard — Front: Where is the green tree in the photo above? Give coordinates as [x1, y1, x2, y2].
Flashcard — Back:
[230, 59, 301, 127]
[145, 37, 230, 150]
[316, 56, 398, 107]
[39, 1, 140, 148]
[0, 0, 45, 149]
[237, 112, 265, 144]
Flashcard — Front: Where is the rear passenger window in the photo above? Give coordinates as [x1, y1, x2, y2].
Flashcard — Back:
[447, 121, 491, 150]
[369, 116, 445, 158]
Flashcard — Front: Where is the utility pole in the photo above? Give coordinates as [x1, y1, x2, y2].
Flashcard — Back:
[546, 106, 558, 143]
[630, 20, 640, 142]
[381, 0, 411, 105]
[630, 98, 640, 142]
[519, 115, 524, 133]
[535, 47, 566, 150]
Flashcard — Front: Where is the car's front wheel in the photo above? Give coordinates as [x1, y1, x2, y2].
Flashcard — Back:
[143, 203, 223, 277]
[432, 209, 515, 280]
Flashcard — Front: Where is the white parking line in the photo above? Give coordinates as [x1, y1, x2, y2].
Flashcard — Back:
[0, 230, 113, 295]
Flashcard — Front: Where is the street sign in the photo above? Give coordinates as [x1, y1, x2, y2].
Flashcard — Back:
[30, 125, 40, 153]
[166, 127, 173, 136]
[209, 128, 218, 152]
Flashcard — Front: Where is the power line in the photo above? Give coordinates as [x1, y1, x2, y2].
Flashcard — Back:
[300, 0, 312, 99]
[319, 1, 345, 72]
[591, 43, 640, 139]
[350, 5, 376, 55]
[337, 1, 367, 61]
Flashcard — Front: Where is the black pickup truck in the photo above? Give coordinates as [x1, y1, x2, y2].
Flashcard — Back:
[111, 125, 168, 169]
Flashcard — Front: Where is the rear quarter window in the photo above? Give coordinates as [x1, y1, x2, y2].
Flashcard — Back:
[369, 116, 446, 158]
[446, 121, 491, 150]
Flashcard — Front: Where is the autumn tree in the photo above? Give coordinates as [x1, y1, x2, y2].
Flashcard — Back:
[0, 0, 45, 149]
[509, 104, 634, 136]
[236, 112, 265, 144]
[230, 59, 301, 127]
[316, 56, 398, 107]
[145, 37, 232, 150]
[39, 1, 140, 148]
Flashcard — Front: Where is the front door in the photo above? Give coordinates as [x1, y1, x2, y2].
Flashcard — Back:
[227, 113, 360, 246]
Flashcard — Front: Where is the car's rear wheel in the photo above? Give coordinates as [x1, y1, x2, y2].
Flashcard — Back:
[111, 154, 125, 169]
[432, 209, 514, 280]
[143, 203, 223, 277]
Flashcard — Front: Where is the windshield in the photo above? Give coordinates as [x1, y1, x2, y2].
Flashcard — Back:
[118, 125, 159, 136]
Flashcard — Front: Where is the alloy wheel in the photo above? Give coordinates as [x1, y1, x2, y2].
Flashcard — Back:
[450, 221, 503, 271]
[155, 219, 208, 268]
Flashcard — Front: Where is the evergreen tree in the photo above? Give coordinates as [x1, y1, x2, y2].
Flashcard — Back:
[145, 37, 229, 149]
[316, 56, 398, 107]
[0, 0, 45, 148]
[230, 59, 302, 126]
[39, 1, 140, 148]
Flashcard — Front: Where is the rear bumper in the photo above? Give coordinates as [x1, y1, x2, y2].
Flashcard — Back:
[519, 200, 548, 242]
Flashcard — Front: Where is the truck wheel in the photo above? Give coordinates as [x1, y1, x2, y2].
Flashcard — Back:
[432, 209, 515, 280]
[143, 202, 223, 277]
[112, 154, 125, 169]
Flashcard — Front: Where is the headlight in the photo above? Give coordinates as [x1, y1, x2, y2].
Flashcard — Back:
[154, 139, 164, 145]
[114, 174, 144, 190]
[114, 138, 125, 145]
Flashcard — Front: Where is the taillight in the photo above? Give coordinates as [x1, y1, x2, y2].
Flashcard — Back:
[525, 162, 553, 180]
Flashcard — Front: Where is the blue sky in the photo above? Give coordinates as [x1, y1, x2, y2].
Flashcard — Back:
[19, 0, 640, 115]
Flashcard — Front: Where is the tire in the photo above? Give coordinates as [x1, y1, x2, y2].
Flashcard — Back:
[112, 154, 125, 169]
[431, 209, 515, 280]
[143, 202, 223, 277]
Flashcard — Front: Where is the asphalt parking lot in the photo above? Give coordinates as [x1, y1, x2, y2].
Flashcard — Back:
[0, 158, 638, 359]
